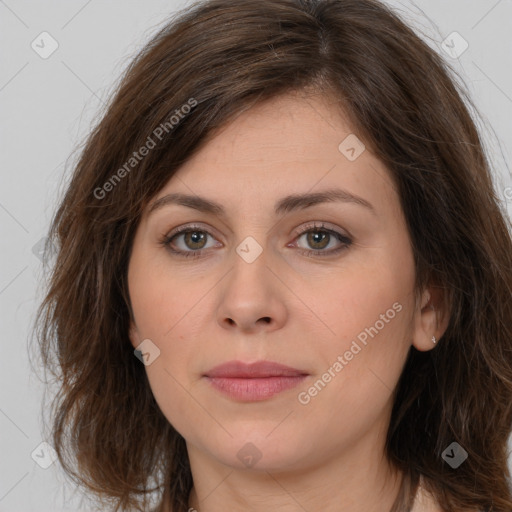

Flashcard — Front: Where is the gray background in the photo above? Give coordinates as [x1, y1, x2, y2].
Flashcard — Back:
[1, 0, 511, 510]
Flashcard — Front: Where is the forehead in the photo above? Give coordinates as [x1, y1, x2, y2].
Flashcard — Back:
[190, 92, 357, 171]
[148, 92, 398, 220]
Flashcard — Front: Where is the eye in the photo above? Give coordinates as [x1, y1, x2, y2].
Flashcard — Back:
[292, 222, 352, 257]
[159, 224, 221, 258]
[159, 221, 352, 259]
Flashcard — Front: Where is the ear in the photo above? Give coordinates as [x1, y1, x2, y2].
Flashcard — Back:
[411, 285, 450, 352]
[128, 321, 140, 349]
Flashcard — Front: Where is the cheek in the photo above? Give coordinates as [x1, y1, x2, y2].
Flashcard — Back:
[300, 247, 415, 397]
[129, 249, 212, 343]
[291, 280, 413, 449]
[306, 255, 413, 345]
[130, 278, 205, 390]
[128, 255, 219, 436]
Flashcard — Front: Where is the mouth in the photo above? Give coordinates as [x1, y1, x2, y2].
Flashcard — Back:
[203, 360, 309, 402]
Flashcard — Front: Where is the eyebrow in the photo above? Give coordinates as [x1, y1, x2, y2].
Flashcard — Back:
[147, 188, 376, 217]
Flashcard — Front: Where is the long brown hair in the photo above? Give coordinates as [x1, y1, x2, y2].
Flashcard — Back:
[32, 0, 512, 511]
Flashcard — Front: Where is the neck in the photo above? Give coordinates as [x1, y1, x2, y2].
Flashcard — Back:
[185, 435, 404, 512]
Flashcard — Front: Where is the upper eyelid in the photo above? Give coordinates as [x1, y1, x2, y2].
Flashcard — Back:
[166, 221, 347, 239]
[166, 222, 220, 240]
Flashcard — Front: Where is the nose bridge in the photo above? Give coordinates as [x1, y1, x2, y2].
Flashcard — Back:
[229, 233, 270, 296]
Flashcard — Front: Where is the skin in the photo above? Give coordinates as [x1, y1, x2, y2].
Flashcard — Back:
[127, 90, 449, 512]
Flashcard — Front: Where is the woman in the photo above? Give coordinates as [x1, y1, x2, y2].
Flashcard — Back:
[34, 0, 512, 511]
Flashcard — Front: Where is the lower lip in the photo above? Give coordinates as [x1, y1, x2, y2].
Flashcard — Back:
[204, 375, 308, 401]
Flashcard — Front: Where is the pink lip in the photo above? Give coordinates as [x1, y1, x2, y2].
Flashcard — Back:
[203, 360, 309, 401]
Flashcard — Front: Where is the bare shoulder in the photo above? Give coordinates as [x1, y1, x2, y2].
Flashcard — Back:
[411, 483, 442, 512]
[412, 479, 481, 512]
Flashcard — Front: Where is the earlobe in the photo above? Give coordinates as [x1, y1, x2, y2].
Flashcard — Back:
[129, 322, 139, 349]
[411, 288, 448, 352]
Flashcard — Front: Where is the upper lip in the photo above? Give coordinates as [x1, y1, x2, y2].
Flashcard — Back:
[204, 360, 309, 378]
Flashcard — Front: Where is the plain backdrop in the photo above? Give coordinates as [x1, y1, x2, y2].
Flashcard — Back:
[1, 0, 511, 510]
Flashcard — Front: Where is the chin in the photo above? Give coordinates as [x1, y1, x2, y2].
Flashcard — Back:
[205, 431, 315, 472]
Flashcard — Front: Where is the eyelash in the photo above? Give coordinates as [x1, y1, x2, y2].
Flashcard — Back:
[158, 222, 353, 259]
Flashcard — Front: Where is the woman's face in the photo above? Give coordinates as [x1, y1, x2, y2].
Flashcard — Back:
[128, 91, 437, 473]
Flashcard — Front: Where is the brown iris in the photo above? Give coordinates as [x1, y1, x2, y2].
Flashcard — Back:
[184, 231, 207, 250]
[306, 231, 330, 250]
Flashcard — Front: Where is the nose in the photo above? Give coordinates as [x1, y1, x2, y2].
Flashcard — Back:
[216, 244, 288, 334]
